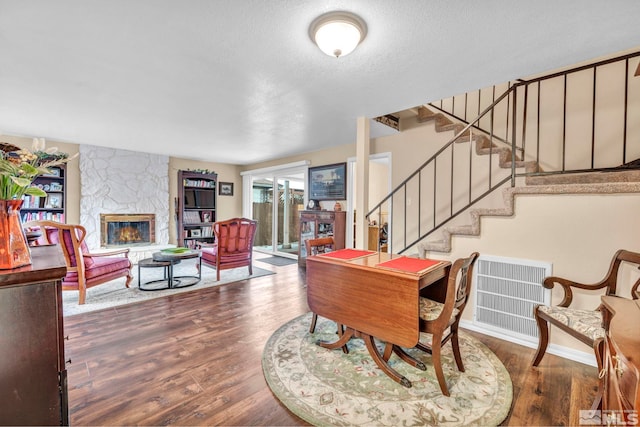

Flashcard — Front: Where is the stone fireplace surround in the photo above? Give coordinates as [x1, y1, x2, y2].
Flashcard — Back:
[79, 145, 172, 262]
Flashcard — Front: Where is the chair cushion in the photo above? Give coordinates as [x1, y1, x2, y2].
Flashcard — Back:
[419, 297, 460, 321]
[538, 305, 605, 341]
[201, 246, 217, 262]
[63, 256, 131, 281]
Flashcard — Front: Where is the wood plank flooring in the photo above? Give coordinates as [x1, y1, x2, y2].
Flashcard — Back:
[63, 260, 599, 426]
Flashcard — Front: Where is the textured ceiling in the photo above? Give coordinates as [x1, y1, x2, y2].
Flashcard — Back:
[1, 0, 639, 165]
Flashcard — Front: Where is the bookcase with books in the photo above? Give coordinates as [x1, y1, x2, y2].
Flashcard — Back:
[21, 165, 66, 223]
[177, 170, 217, 248]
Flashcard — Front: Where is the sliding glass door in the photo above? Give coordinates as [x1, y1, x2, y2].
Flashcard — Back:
[243, 163, 307, 258]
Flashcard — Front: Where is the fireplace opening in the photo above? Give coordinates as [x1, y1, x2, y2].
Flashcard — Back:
[100, 214, 156, 247]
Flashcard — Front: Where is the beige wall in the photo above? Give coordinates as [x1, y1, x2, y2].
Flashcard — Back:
[452, 192, 640, 358]
[242, 144, 356, 173]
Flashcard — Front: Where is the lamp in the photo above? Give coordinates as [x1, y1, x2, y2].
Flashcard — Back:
[309, 11, 367, 58]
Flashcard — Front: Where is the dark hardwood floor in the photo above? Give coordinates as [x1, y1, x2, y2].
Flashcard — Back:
[64, 259, 599, 426]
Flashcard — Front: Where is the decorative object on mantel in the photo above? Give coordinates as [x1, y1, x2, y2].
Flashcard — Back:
[333, 201, 342, 211]
[0, 139, 77, 269]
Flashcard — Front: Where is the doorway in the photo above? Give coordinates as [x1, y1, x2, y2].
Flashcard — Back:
[241, 162, 308, 258]
[346, 153, 391, 248]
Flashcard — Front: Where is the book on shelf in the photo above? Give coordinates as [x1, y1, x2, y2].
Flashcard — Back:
[201, 226, 213, 237]
[22, 211, 65, 222]
[183, 179, 215, 188]
[183, 211, 202, 223]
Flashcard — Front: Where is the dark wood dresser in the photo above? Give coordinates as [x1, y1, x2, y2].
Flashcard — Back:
[0, 245, 68, 426]
[600, 296, 640, 424]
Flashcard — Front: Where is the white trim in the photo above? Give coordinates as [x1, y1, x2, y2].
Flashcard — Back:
[240, 160, 309, 176]
[460, 319, 597, 367]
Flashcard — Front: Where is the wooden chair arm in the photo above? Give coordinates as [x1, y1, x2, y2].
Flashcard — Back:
[543, 276, 611, 307]
[85, 248, 130, 258]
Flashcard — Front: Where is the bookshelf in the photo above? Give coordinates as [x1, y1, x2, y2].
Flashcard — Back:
[177, 170, 217, 248]
[21, 165, 66, 223]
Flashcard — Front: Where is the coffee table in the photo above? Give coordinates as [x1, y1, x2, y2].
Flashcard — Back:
[138, 249, 202, 291]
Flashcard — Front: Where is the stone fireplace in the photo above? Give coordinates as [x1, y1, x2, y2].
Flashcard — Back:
[100, 214, 156, 247]
[80, 145, 170, 251]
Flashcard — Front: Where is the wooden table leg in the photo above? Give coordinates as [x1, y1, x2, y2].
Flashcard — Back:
[361, 333, 412, 388]
[317, 327, 354, 350]
[391, 345, 427, 371]
[317, 327, 413, 388]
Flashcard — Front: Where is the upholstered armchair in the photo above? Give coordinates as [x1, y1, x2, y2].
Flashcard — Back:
[199, 218, 257, 281]
[532, 249, 640, 368]
[24, 220, 133, 305]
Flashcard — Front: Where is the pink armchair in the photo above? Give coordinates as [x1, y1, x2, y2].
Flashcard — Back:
[199, 218, 257, 280]
[24, 220, 133, 305]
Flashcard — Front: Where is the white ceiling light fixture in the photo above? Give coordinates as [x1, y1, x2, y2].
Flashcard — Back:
[309, 11, 367, 58]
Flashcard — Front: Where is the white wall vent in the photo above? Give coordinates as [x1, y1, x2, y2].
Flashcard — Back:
[472, 254, 552, 343]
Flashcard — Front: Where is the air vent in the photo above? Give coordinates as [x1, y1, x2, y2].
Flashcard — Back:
[473, 254, 551, 343]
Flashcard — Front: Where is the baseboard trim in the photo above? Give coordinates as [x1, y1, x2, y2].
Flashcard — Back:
[460, 320, 597, 367]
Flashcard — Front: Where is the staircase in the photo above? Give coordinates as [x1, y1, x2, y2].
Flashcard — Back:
[367, 50, 640, 255]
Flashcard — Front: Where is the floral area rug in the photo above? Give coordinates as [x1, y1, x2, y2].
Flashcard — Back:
[262, 313, 512, 426]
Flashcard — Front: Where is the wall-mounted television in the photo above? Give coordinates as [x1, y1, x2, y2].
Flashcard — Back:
[184, 189, 216, 208]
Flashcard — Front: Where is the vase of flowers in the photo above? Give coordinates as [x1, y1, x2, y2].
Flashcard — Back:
[0, 139, 76, 269]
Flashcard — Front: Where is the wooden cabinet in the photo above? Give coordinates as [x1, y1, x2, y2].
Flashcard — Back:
[599, 296, 640, 424]
[177, 170, 217, 248]
[21, 165, 66, 223]
[0, 245, 69, 425]
[298, 210, 346, 267]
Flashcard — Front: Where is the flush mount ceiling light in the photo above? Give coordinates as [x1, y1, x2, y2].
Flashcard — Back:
[309, 11, 367, 58]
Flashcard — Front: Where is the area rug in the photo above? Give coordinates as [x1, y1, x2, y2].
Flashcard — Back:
[262, 313, 512, 426]
[257, 255, 298, 266]
[62, 264, 274, 317]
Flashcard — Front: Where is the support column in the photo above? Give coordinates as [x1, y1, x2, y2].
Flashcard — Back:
[355, 117, 370, 249]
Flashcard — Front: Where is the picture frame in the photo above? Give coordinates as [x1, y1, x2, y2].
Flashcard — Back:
[190, 229, 202, 238]
[219, 182, 234, 196]
[201, 211, 212, 223]
[46, 195, 61, 209]
[308, 162, 347, 201]
[49, 182, 63, 192]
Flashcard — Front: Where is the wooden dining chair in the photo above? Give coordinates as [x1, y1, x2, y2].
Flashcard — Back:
[391, 252, 479, 396]
[305, 237, 335, 333]
[305, 236, 348, 354]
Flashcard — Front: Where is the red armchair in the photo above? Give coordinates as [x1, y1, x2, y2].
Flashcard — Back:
[24, 220, 133, 305]
[199, 218, 257, 280]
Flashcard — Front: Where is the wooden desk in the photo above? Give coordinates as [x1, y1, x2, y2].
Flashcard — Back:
[306, 249, 450, 387]
[599, 296, 640, 420]
[0, 245, 69, 425]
